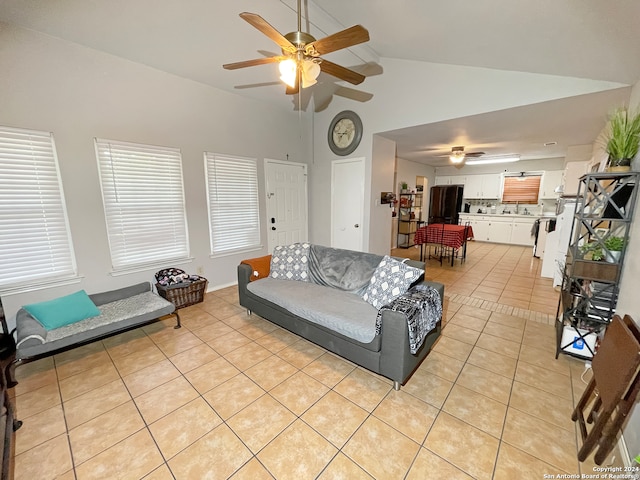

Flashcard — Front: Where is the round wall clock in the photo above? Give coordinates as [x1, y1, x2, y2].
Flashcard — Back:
[328, 110, 363, 156]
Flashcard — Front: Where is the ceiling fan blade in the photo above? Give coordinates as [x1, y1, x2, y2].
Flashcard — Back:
[239, 12, 296, 53]
[307, 25, 369, 56]
[465, 152, 486, 158]
[234, 81, 283, 90]
[320, 60, 365, 85]
[223, 56, 285, 70]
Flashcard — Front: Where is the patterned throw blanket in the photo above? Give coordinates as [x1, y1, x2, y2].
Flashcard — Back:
[375, 284, 442, 354]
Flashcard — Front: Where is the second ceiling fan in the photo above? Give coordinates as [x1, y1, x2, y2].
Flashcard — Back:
[446, 146, 485, 168]
[223, 0, 370, 94]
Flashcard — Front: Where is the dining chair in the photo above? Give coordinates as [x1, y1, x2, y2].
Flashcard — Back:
[460, 221, 471, 263]
[572, 314, 640, 465]
[426, 222, 446, 266]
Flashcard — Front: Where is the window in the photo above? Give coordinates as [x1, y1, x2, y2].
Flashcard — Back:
[205, 153, 260, 255]
[95, 139, 189, 271]
[0, 126, 77, 288]
[502, 174, 541, 204]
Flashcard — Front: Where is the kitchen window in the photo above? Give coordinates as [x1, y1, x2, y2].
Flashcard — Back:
[502, 174, 541, 204]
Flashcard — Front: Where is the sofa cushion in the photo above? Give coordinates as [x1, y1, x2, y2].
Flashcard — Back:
[362, 256, 424, 309]
[308, 245, 382, 294]
[270, 243, 310, 281]
[23, 290, 101, 330]
[247, 278, 379, 344]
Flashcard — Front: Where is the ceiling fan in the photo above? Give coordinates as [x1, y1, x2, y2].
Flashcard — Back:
[443, 146, 486, 168]
[223, 0, 370, 94]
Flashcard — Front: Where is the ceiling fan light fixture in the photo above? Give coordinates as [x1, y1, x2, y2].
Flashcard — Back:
[449, 146, 466, 163]
[301, 59, 321, 88]
[449, 151, 465, 163]
[279, 58, 297, 87]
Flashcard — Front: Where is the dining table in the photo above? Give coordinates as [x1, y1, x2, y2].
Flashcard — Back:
[414, 223, 475, 265]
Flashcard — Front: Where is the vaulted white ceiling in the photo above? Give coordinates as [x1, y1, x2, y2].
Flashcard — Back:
[2, 0, 639, 165]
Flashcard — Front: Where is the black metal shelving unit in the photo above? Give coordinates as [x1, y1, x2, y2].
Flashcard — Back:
[555, 172, 639, 359]
[397, 193, 423, 248]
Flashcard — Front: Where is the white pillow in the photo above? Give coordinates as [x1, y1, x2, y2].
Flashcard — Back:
[362, 256, 423, 309]
[269, 243, 311, 281]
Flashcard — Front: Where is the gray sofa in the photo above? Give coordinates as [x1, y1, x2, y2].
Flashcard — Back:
[11, 282, 176, 383]
[238, 244, 444, 390]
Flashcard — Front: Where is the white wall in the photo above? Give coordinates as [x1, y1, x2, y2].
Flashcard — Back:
[309, 56, 625, 254]
[396, 157, 436, 194]
[613, 78, 640, 463]
[0, 23, 306, 327]
[369, 135, 397, 253]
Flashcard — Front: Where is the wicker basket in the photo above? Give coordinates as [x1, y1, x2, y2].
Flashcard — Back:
[156, 277, 208, 309]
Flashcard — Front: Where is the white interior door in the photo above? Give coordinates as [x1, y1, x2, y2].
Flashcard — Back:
[331, 157, 364, 251]
[265, 159, 308, 252]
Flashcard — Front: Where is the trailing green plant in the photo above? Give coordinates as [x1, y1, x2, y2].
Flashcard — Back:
[604, 235, 624, 252]
[605, 107, 640, 167]
[590, 246, 604, 261]
[579, 242, 604, 261]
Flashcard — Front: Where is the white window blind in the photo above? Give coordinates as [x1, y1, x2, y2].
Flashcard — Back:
[95, 139, 190, 270]
[0, 126, 77, 287]
[502, 175, 541, 204]
[205, 153, 260, 255]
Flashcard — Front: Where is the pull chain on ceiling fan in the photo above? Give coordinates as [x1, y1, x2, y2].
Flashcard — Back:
[223, 0, 370, 94]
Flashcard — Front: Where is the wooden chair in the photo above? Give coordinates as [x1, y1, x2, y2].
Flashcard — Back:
[572, 314, 640, 465]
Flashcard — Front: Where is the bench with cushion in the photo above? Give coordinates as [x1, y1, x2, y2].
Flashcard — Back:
[10, 282, 176, 385]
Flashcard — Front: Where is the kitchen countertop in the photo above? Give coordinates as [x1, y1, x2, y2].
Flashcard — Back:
[459, 212, 557, 219]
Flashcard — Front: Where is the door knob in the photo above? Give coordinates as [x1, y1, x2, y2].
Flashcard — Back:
[354, 224, 359, 228]
[271, 227, 276, 230]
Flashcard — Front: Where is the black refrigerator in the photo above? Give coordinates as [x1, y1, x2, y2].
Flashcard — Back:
[428, 185, 464, 225]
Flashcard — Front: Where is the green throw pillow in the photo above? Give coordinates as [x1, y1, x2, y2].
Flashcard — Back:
[23, 290, 101, 330]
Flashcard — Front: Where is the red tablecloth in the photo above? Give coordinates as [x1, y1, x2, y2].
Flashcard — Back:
[414, 224, 474, 250]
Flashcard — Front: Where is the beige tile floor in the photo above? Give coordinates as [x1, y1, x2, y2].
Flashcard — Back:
[12, 243, 618, 479]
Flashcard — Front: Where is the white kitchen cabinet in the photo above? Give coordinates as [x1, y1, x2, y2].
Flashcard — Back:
[511, 219, 536, 246]
[460, 214, 538, 245]
[471, 218, 490, 241]
[540, 170, 564, 198]
[463, 174, 501, 199]
[460, 214, 490, 241]
[482, 174, 501, 198]
[435, 175, 465, 186]
[463, 175, 484, 198]
[486, 217, 512, 243]
[434, 176, 449, 185]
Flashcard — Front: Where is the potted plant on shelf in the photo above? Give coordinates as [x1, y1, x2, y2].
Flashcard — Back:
[604, 235, 624, 263]
[400, 181, 408, 194]
[580, 242, 604, 261]
[604, 106, 640, 172]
